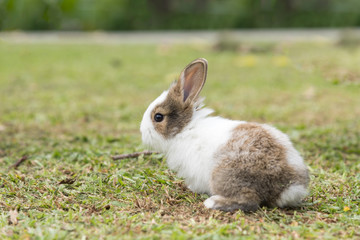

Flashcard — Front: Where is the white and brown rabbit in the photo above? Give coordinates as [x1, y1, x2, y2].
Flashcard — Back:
[140, 58, 309, 212]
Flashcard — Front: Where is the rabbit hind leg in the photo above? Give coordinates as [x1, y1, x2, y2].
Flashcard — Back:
[204, 191, 260, 213]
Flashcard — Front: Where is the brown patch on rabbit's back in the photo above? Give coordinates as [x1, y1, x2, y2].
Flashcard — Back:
[211, 123, 301, 207]
[151, 90, 193, 139]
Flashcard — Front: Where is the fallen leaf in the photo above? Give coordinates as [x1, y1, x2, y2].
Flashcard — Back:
[9, 210, 18, 225]
[58, 178, 76, 185]
[291, 221, 299, 226]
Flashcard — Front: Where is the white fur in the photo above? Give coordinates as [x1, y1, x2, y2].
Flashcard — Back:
[204, 195, 224, 209]
[276, 184, 308, 208]
[165, 116, 242, 194]
[261, 124, 308, 175]
[141, 91, 308, 206]
[140, 91, 168, 152]
[140, 92, 242, 194]
[261, 124, 309, 206]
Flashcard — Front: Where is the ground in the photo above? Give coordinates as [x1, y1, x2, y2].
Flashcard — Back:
[0, 40, 359, 239]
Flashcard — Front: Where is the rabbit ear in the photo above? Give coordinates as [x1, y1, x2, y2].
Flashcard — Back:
[179, 58, 208, 103]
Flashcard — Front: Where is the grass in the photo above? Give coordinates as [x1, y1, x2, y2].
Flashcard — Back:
[0, 40, 359, 239]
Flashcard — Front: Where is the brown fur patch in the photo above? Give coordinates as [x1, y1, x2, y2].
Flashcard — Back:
[151, 58, 207, 139]
[209, 190, 260, 212]
[151, 84, 193, 138]
[210, 123, 308, 210]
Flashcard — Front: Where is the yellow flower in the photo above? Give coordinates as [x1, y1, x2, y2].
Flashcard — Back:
[343, 206, 350, 212]
[272, 55, 291, 67]
[235, 55, 258, 67]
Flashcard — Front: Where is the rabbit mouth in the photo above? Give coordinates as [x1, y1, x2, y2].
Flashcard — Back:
[141, 127, 167, 152]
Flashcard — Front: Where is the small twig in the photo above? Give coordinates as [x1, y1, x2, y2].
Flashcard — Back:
[9, 155, 28, 170]
[111, 151, 159, 160]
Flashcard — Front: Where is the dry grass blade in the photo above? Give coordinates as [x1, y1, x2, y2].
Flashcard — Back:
[112, 151, 159, 160]
[59, 178, 76, 185]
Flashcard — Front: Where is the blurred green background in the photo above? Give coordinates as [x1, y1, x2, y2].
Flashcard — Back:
[1, 0, 360, 31]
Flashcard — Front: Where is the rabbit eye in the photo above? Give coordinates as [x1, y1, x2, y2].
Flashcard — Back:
[154, 113, 164, 122]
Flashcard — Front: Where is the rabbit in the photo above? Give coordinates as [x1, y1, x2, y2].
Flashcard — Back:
[140, 58, 309, 212]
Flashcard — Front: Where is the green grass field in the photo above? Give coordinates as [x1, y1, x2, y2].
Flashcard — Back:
[0, 40, 359, 239]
